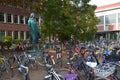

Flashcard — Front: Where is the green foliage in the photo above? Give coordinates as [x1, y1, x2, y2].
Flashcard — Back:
[2, 36, 12, 42]
[1, 36, 24, 49]
[32, 0, 99, 41]
[2, 36, 12, 49]
[12, 39, 20, 44]
[1, 0, 100, 41]
[0, 0, 33, 10]
[3, 41, 12, 49]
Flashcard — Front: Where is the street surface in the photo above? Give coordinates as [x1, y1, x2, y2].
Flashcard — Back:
[1, 50, 68, 80]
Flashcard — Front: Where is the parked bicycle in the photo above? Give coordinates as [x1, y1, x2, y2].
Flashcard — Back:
[43, 63, 64, 80]
[15, 54, 31, 80]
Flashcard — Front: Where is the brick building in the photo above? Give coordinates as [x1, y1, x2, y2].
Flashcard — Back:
[0, 5, 41, 41]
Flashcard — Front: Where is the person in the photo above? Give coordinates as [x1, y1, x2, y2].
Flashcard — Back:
[28, 13, 40, 51]
[73, 45, 79, 54]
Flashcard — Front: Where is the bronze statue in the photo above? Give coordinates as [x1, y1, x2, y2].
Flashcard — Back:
[28, 13, 40, 51]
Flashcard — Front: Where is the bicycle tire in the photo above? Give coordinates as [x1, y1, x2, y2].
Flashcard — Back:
[111, 74, 120, 80]
[8, 55, 17, 78]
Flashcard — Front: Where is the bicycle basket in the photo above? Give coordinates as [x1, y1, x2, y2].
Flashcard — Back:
[94, 63, 116, 78]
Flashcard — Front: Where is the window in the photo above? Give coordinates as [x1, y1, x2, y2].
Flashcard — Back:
[7, 13, 11, 23]
[20, 15, 24, 24]
[14, 15, 18, 23]
[8, 31, 12, 36]
[0, 12, 4, 22]
[14, 31, 18, 39]
[118, 13, 120, 23]
[0, 30, 5, 41]
[25, 16, 29, 24]
[20, 31, 24, 39]
[26, 31, 30, 39]
[105, 14, 116, 24]
[98, 16, 104, 25]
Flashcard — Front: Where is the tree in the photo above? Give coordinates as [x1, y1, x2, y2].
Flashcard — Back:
[0, 0, 99, 41]
[0, 0, 33, 11]
[32, 0, 99, 41]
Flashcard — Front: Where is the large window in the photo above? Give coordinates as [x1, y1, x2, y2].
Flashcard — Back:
[7, 13, 11, 23]
[98, 16, 104, 25]
[20, 15, 24, 24]
[118, 13, 120, 23]
[0, 12, 4, 22]
[14, 15, 18, 23]
[105, 14, 116, 24]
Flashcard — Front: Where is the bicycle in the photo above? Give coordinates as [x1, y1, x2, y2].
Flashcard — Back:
[17, 50, 44, 70]
[65, 52, 87, 80]
[14, 54, 31, 80]
[7, 54, 19, 77]
[84, 49, 120, 80]
[0, 55, 10, 79]
[43, 63, 64, 80]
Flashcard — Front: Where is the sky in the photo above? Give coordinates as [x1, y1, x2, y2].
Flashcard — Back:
[89, 0, 120, 6]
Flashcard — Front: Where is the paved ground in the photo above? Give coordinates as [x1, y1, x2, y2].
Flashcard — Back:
[0, 50, 69, 80]
[1, 50, 120, 80]
[9, 68, 48, 80]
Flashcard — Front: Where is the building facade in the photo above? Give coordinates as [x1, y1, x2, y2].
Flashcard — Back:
[0, 5, 41, 41]
[95, 2, 120, 40]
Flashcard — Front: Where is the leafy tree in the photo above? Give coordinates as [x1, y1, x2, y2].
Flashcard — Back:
[0, 0, 33, 11]
[0, 0, 99, 41]
[33, 0, 99, 41]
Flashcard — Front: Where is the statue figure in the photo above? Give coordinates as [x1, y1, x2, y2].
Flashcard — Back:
[28, 13, 40, 51]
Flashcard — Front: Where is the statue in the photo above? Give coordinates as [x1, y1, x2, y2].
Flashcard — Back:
[28, 13, 40, 51]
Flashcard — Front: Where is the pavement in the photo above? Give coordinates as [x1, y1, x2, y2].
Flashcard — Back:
[0, 49, 69, 80]
[1, 49, 120, 80]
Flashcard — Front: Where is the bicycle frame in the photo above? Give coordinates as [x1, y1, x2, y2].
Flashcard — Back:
[0, 56, 10, 78]
[44, 64, 63, 80]
[66, 59, 86, 80]
[15, 54, 30, 80]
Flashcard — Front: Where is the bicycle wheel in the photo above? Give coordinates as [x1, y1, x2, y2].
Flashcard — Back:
[8, 55, 18, 77]
[109, 74, 120, 80]
[0, 63, 4, 78]
[35, 54, 44, 65]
